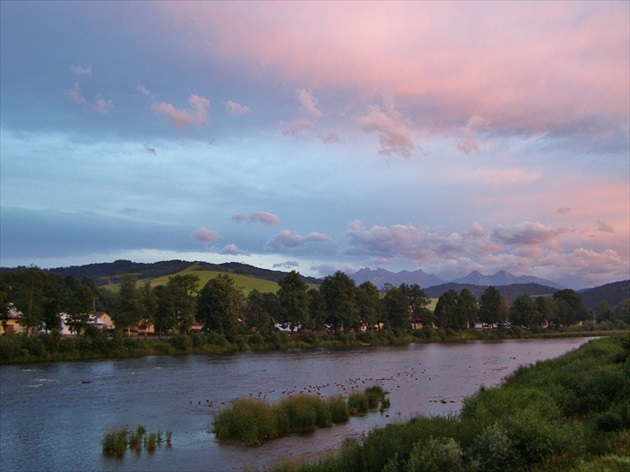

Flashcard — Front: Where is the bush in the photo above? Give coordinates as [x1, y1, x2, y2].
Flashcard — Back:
[327, 396, 349, 424]
[347, 392, 369, 416]
[467, 423, 515, 472]
[168, 334, 192, 352]
[405, 436, 464, 472]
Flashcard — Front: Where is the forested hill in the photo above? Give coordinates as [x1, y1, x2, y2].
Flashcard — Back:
[424, 282, 559, 300]
[579, 280, 630, 309]
[39, 260, 321, 286]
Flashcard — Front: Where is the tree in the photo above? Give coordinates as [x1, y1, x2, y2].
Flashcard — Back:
[552, 289, 589, 326]
[242, 289, 273, 334]
[435, 290, 458, 329]
[319, 271, 359, 331]
[165, 274, 199, 333]
[112, 275, 143, 335]
[535, 296, 557, 327]
[458, 288, 479, 329]
[196, 274, 242, 337]
[510, 294, 537, 328]
[594, 300, 613, 323]
[382, 285, 409, 330]
[277, 271, 310, 330]
[613, 299, 630, 324]
[307, 288, 327, 329]
[355, 282, 381, 329]
[138, 281, 158, 337]
[154, 285, 175, 336]
[478, 286, 507, 326]
[10, 267, 49, 334]
[405, 284, 433, 327]
[64, 279, 95, 335]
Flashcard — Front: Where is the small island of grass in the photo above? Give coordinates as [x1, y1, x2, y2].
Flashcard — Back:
[213, 385, 389, 445]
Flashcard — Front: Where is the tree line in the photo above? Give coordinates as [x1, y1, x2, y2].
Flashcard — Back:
[1, 267, 628, 337]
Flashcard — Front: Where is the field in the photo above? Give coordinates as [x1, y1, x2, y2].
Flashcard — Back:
[100, 262, 280, 295]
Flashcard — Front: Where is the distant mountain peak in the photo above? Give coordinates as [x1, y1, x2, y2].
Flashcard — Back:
[349, 267, 444, 290]
[453, 270, 563, 289]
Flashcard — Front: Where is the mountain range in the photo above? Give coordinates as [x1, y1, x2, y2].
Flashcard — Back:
[348, 267, 564, 290]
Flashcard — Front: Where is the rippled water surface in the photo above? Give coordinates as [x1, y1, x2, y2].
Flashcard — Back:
[0, 337, 592, 472]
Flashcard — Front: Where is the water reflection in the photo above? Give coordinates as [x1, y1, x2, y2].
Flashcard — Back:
[0, 338, 592, 472]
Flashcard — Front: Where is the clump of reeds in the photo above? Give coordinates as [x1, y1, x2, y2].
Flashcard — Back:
[213, 386, 389, 445]
[102, 427, 129, 458]
[101, 424, 172, 457]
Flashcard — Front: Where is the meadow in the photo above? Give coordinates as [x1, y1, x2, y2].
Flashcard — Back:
[99, 262, 281, 295]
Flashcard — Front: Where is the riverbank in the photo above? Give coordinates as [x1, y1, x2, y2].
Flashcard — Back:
[267, 335, 630, 472]
[1, 327, 627, 364]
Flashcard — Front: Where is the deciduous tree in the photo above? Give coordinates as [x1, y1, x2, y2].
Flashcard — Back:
[196, 274, 242, 338]
[277, 271, 310, 330]
[478, 286, 507, 326]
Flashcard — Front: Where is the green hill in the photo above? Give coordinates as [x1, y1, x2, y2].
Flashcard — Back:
[100, 262, 280, 295]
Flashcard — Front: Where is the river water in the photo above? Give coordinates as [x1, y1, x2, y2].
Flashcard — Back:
[0, 337, 592, 472]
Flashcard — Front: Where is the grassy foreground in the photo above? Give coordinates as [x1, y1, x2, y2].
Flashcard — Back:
[214, 386, 389, 445]
[268, 335, 630, 472]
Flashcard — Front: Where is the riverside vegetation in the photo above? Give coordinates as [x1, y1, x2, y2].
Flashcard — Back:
[214, 386, 389, 445]
[266, 335, 630, 472]
[102, 424, 172, 458]
[2, 324, 626, 364]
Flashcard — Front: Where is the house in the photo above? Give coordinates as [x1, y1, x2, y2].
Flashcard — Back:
[59, 313, 74, 336]
[93, 312, 114, 330]
[132, 317, 154, 335]
[1, 304, 25, 335]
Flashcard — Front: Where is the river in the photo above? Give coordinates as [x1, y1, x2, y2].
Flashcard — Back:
[0, 337, 593, 472]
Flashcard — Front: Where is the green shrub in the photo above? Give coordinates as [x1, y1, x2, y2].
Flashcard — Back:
[102, 427, 128, 458]
[347, 392, 369, 416]
[405, 436, 464, 472]
[168, 334, 192, 352]
[466, 423, 515, 472]
[327, 396, 349, 424]
[214, 398, 277, 445]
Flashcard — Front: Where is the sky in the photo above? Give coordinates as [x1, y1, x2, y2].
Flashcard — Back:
[1, 1, 628, 289]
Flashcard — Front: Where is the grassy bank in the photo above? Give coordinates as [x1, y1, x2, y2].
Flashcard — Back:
[214, 386, 389, 445]
[267, 335, 630, 471]
[1, 327, 626, 364]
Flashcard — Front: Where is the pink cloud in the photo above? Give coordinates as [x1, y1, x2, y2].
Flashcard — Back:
[66, 83, 113, 114]
[158, 2, 628, 139]
[297, 88, 323, 118]
[457, 115, 490, 154]
[266, 229, 331, 249]
[283, 119, 316, 136]
[66, 82, 87, 106]
[137, 83, 151, 96]
[152, 94, 209, 128]
[93, 96, 113, 114]
[358, 101, 414, 157]
[70, 65, 92, 77]
[596, 220, 615, 233]
[220, 243, 250, 255]
[192, 226, 219, 244]
[492, 222, 567, 245]
[225, 100, 252, 116]
[233, 211, 280, 225]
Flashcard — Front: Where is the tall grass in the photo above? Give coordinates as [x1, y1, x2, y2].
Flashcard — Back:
[214, 386, 389, 445]
[101, 424, 172, 458]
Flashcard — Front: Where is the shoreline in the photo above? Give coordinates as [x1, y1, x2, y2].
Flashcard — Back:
[1, 327, 625, 365]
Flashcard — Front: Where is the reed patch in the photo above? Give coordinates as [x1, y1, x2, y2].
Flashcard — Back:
[213, 386, 389, 445]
